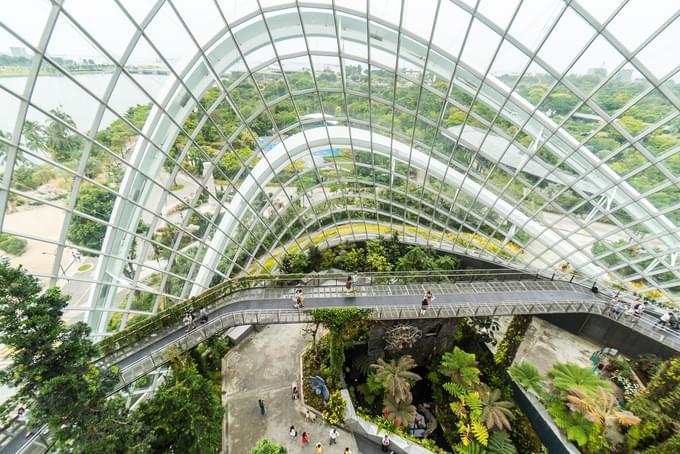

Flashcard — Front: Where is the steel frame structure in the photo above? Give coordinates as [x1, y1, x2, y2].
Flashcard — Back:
[0, 0, 679, 334]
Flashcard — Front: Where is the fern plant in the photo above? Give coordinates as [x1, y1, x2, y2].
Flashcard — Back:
[548, 363, 609, 395]
[508, 362, 543, 396]
[487, 431, 517, 454]
[440, 347, 481, 390]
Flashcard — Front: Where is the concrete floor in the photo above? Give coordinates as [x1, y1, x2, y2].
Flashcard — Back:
[222, 324, 362, 454]
[510, 317, 602, 375]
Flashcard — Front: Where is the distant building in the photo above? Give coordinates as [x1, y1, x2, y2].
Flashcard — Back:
[9, 47, 28, 58]
[615, 69, 634, 82]
[587, 67, 607, 78]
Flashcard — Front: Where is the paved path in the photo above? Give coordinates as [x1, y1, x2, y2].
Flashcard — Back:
[223, 324, 361, 454]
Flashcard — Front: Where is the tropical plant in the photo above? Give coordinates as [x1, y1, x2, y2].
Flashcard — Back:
[251, 438, 287, 454]
[487, 431, 517, 454]
[565, 387, 641, 435]
[137, 360, 223, 453]
[454, 440, 486, 454]
[508, 362, 543, 395]
[322, 390, 346, 426]
[458, 419, 489, 447]
[371, 355, 421, 403]
[440, 347, 481, 398]
[478, 385, 515, 431]
[641, 433, 680, 454]
[494, 315, 531, 369]
[548, 362, 610, 395]
[547, 400, 596, 448]
[382, 392, 417, 428]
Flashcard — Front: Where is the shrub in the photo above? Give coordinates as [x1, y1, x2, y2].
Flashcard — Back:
[251, 438, 287, 454]
[0, 234, 28, 256]
[322, 390, 346, 426]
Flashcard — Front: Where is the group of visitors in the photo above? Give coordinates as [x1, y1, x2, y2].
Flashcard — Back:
[286, 418, 351, 453]
[182, 307, 209, 333]
[344, 272, 359, 294]
[605, 295, 678, 330]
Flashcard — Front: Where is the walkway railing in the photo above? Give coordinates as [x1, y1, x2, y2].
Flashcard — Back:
[97, 269, 548, 355]
[4, 273, 679, 454]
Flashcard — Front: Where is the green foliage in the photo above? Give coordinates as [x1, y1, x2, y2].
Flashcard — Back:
[396, 246, 434, 271]
[382, 392, 417, 428]
[355, 408, 450, 454]
[440, 347, 481, 395]
[45, 109, 82, 163]
[308, 307, 372, 333]
[0, 233, 27, 255]
[280, 251, 309, 274]
[67, 183, 116, 253]
[547, 400, 595, 448]
[137, 359, 222, 453]
[357, 370, 384, 407]
[508, 362, 543, 395]
[250, 438, 287, 454]
[478, 385, 515, 431]
[0, 263, 148, 451]
[641, 433, 680, 454]
[454, 441, 486, 454]
[322, 390, 346, 426]
[487, 431, 517, 454]
[310, 308, 372, 384]
[548, 363, 610, 395]
[494, 316, 531, 370]
[370, 355, 421, 403]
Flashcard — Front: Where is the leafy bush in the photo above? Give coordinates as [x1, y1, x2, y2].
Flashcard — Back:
[322, 390, 346, 426]
[0, 234, 27, 256]
[250, 438, 287, 454]
[494, 316, 531, 370]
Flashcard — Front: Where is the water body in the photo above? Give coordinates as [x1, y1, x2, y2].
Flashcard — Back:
[0, 73, 168, 133]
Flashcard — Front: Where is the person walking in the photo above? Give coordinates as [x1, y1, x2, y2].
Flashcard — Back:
[315, 442, 323, 454]
[329, 427, 339, 445]
[344, 449, 352, 454]
[258, 399, 266, 416]
[199, 307, 208, 324]
[420, 290, 433, 316]
[289, 426, 297, 440]
[294, 288, 305, 308]
[183, 313, 192, 333]
[292, 382, 299, 400]
[345, 275, 353, 294]
[655, 312, 673, 329]
[301, 431, 310, 447]
[381, 434, 391, 452]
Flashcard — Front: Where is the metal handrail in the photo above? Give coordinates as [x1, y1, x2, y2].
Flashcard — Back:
[5, 280, 678, 454]
[96, 268, 676, 362]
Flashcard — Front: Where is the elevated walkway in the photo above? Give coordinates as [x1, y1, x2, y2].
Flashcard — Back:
[3, 272, 679, 453]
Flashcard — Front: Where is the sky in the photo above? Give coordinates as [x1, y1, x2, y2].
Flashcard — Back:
[0, 0, 678, 80]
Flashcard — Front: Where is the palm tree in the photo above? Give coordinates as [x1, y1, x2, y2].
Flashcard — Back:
[478, 385, 515, 431]
[566, 387, 641, 437]
[370, 355, 421, 403]
[509, 362, 544, 395]
[439, 347, 481, 397]
[548, 363, 610, 395]
[382, 393, 416, 428]
[22, 120, 46, 152]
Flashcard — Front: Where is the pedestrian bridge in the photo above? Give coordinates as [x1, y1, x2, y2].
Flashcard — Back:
[3, 270, 680, 454]
[100, 272, 680, 389]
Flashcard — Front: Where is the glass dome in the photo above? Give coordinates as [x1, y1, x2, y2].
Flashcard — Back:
[0, 0, 678, 335]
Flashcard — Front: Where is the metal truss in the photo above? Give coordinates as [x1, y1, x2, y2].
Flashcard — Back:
[0, 0, 679, 335]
